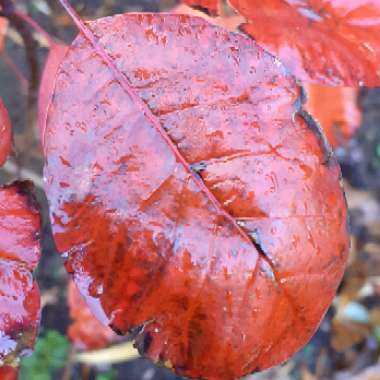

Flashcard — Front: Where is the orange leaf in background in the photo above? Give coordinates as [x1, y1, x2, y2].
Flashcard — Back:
[331, 320, 370, 352]
[0, 182, 41, 366]
[0, 98, 11, 166]
[68, 280, 118, 351]
[230, 0, 380, 86]
[304, 84, 361, 148]
[173, 4, 244, 31]
[0, 17, 8, 53]
[44, 12, 349, 379]
[183, 0, 219, 15]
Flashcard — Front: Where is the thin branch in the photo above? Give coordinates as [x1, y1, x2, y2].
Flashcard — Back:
[0, 0, 39, 139]
[1, 50, 28, 91]
[0, 0, 39, 96]
[0, 0, 54, 45]
[13, 9, 55, 46]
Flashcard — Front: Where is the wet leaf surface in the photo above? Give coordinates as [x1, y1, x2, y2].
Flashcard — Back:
[44, 13, 349, 380]
[0, 181, 41, 366]
[0, 97, 11, 166]
[229, 0, 380, 86]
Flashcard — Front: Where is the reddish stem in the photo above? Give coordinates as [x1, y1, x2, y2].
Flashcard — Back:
[218, 0, 225, 17]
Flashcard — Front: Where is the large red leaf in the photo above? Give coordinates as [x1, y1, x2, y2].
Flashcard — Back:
[68, 280, 117, 351]
[38, 42, 68, 144]
[44, 12, 349, 379]
[0, 182, 41, 366]
[0, 98, 11, 166]
[230, 0, 380, 87]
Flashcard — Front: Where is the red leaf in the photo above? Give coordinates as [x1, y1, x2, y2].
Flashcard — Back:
[38, 42, 69, 143]
[0, 366, 18, 380]
[0, 98, 11, 166]
[0, 17, 8, 53]
[304, 84, 361, 148]
[230, 0, 380, 86]
[68, 280, 118, 351]
[44, 12, 349, 379]
[0, 182, 41, 366]
[182, 0, 219, 15]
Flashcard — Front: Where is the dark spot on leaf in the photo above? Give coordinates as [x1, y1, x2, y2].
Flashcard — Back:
[298, 109, 334, 166]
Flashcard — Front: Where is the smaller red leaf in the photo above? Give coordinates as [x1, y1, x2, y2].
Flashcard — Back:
[231, 0, 380, 86]
[304, 84, 361, 148]
[0, 17, 8, 53]
[0, 182, 41, 366]
[68, 280, 118, 351]
[182, 0, 219, 15]
[0, 98, 11, 166]
[38, 42, 68, 144]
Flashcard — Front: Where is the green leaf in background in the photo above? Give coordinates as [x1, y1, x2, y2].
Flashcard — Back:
[19, 330, 70, 380]
[96, 369, 116, 380]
